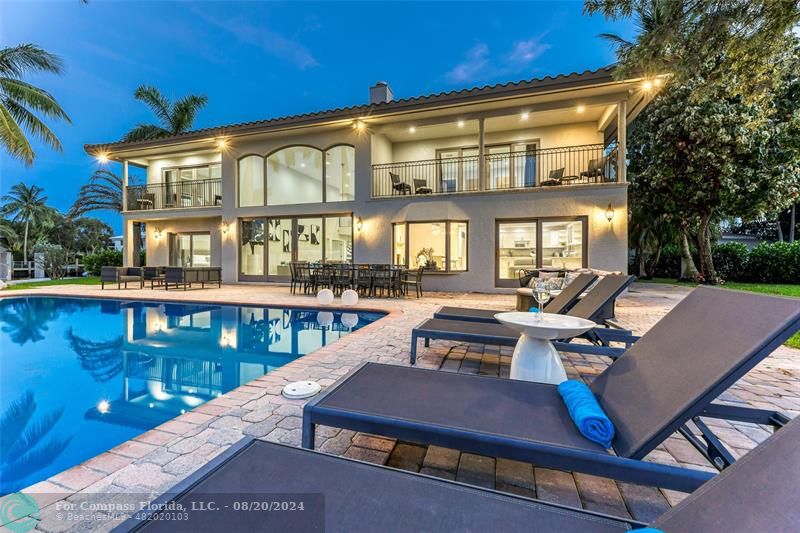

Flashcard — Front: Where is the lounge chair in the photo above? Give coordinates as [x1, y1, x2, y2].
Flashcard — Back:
[112, 414, 800, 532]
[433, 272, 597, 323]
[413, 178, 432, 194]
[303, 287, 800, 492]
[100, 266, 143, 289]
[580, 157, 606, 182]
[540, 167, 566, 186]
[390, 172, 411, 195]
[412, 274, 635, 363]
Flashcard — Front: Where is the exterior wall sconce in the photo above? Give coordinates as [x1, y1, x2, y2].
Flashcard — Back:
[153, 228, 162, 240]
[355, 217, 364, 232]
[221, 222, 230, 236]
[605, 204, 615, 223]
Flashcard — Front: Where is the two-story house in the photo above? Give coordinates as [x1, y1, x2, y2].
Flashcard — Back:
[85, 66, 660, 292]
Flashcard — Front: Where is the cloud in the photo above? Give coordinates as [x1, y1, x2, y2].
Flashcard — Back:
[192, 9, 319, 70]
[445, 43, 489, 83]
[445, 36, 551, 84]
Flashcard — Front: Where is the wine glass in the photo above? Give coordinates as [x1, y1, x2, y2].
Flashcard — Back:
[533, 281, 551, 320]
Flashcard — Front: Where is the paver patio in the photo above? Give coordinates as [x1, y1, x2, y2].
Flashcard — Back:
[2, 282, 798, 531]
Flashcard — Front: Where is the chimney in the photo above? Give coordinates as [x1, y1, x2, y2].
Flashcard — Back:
[369, 81, 393, 104]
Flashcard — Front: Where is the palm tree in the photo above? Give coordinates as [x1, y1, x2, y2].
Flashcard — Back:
[69, 169, 123, 217]
[1, 183, 51, 261]
[0, 44, 71, 166]
[123, 85, 207, 142]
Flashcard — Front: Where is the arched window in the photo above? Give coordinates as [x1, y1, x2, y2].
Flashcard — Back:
[324, 145, 355, 202]
[238, 155, 264, 207]
[267, 146, 323, 206]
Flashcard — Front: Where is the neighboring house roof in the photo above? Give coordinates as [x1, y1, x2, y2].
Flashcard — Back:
[85, 66, 623, 154]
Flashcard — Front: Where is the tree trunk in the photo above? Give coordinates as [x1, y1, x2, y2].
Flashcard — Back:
[679, 228, 699, 281]
[777, 220, 784, 242]
[637, 245, 647, 278]
[647, 242, 663, 279]
[696, 213, 718, 284]
[23, 219, 29, 263]
[790, 204, 796, 243]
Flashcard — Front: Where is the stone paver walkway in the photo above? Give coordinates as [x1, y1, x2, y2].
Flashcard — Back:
[1, 282, 798, 531]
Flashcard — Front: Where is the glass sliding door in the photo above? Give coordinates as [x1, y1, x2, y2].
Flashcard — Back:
[240, 215, 353, 281]
[496, 221, 537, 286]
[240, 219, 265, 279]
[169, 233, 211, 267]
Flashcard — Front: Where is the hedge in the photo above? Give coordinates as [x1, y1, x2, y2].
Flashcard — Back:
[83, 249, 122, 276]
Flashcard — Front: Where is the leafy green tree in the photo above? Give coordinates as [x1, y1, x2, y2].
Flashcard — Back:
[627, 82, 798, 283]
[585, 0, 800, 99]
[0, 44, 71, 166]
[123, 85, 208, 142]
[1, 183, 52, 261]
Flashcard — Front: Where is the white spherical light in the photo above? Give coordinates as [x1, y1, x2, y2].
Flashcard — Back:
[316, 288, 334, 306]
[341, 289, 359, 306]
[316, 311, 334, 328]
[341, 313, 359, 329]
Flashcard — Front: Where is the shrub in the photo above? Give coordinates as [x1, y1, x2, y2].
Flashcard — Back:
[83, 249, 122, 276]
[651, 244, 683, 279]
[746, 241, 800, 283]
[712, 242, 749, 282]
[33, 243, 68, 279]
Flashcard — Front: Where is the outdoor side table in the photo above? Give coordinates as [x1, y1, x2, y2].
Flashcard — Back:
[494, 312, 596, 384]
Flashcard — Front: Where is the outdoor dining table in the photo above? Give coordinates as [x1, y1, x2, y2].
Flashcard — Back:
[494, 312, 596, 384]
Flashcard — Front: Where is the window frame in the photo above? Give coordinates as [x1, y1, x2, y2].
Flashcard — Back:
[238, 144, 355, 208]
[494, 216, 588, 287]
[392, 220, 469, 273]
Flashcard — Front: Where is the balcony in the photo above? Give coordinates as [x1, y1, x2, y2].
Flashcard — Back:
[371, 143, 618, 198]
[126, 179, 222, 211]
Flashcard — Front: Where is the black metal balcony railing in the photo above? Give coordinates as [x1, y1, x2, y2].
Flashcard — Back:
[126, 179, 222, 211]
[371, 143, 618, 198]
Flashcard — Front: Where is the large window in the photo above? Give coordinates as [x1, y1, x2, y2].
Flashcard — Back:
[267, 146, 323, 205]
[239, 155, 264, 207]
[392, 221, 468, 272]
[325, 145, 355, 202]
[169, 233, 212, 267]
[495, 218, 586, 287]
[239, 215, 353, 280]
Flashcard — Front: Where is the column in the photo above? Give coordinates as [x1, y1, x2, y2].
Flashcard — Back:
[478, 117, 486, 191]
[219, 149, 238, 283]
[122, 160, 129, 211]
[616, 100, 627, 183]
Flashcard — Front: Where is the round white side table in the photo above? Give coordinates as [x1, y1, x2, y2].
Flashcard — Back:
[494, 312, 596, 384]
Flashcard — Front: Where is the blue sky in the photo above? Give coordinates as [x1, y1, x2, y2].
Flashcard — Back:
[0, 1, 632, 233]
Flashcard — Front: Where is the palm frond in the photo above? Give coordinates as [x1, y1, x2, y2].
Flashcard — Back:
[598, 32, 635, 50]
[0, 101, 35, 165]
[6, 406, 65, 458]
[133, 85, 172, 127]
[122, 123, 170, 142]
[0, 78, 71, 122]
[0, 390, 36, 455]
[2, 97, 63, 152]
[0, 44, 63, 78]
[170, 94, 208, 134]
[0, 436, 73, 488]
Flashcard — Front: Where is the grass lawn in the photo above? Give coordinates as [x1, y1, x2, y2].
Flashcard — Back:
[5, 276, 101, 290]
[640, 278, 800, 349]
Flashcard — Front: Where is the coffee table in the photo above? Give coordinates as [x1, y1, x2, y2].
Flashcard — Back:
[494, 312, 596, 384]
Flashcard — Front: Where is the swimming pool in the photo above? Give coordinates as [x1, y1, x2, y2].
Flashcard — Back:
[0, 296, 383, 495]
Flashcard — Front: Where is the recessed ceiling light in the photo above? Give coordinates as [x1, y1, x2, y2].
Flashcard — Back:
[457, 120, 465, 128]
[654, 78, 663, 87]
[576, 105, 586, 113]
[521, 112, 530, 120]
[408, 126, 416, 133]
[642, 80, 654, 91]
[96, 153, 110, 164]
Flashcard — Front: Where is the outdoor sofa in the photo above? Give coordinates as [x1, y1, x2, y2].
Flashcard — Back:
[100, 266, 143, 289]
[412, 274, 635, 363]
[302, 287, 800, 493]
[164, 266, 222, 290]
[121, 397, 800, 532]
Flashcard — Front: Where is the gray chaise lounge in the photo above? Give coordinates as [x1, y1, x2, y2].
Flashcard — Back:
[412, 274, 636, 363]
[434, 272, 597, 323]
[303, 287, 800, 492]
[122, 398, 800, 532]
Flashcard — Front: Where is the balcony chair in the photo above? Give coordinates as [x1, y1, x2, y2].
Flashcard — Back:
[579, 158, 606, 183]
[390, 172, 412, 195]
[135, 192, 156, 210]
[539, 167, 566, 186]
[413, 178, 433, 195]
[411, 275, 635, 362]
[100, 266, 143, 289]
[302, 287, 800, 495]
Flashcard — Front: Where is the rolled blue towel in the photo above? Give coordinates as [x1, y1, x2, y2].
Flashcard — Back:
[557, 379, 615, 449]
[528, 306, 540, 313]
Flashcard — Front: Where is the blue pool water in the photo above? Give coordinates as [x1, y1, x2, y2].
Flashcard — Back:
[0, 296, 383, 494]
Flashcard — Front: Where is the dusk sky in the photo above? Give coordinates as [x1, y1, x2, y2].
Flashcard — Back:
[0, 1, 633, 233]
